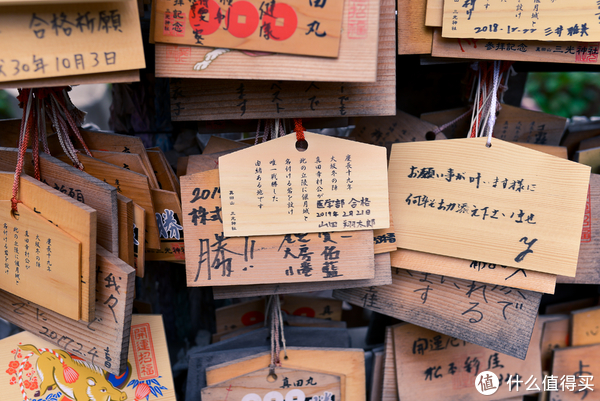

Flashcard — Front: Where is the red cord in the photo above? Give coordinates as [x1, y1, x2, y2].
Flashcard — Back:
[294, 119, 305, 141]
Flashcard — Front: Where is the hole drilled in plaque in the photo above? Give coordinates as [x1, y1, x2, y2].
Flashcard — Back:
[425, 131, 436, 141]
[296, 140, 308, 151]
[267, 372, 278, 382]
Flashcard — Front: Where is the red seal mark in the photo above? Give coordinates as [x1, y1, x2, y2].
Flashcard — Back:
[576, 43, 599, 63]
[347, 0, 368, 39]
[131, 323, 159, 380]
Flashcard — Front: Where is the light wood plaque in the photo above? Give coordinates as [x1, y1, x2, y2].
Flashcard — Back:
[219, 133, 389, 236]
[155, 0, 382, 82]
[206, 348, 366, 401]
[153, 0, 344, 58]
[388, 137, 590, 276]
[211, 252, 392, 299]
[0, 201, 81, 320]
[442, 0, 600, 41]
[432, 29, 600, 65]
[182, 169, 375, 286]
[392, 321, 543, 401]
[0, 173, 96, 322]
[0, 0, 144, 83]
[0, 245, 135, 375]
[390, 249, 556, 294]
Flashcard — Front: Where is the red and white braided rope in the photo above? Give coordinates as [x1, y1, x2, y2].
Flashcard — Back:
[18, 348, 64, 401]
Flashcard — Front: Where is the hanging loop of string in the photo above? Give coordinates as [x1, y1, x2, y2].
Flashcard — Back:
[11, 86, 90, 216]
[432, 106, 474, 137]
[466, 61, 513, 147]
[267, 295, 288, 379]
[294, 119, 305, 141]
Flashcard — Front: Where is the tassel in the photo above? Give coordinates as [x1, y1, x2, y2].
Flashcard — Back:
[62, 363, 79, 383]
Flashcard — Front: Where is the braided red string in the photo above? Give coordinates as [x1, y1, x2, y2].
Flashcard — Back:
[12, 93, 33, 213]
[294, 119, 305, 141]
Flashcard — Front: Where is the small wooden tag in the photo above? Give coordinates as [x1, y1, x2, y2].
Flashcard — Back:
[219, 133, 389, 237]
[390, 249, 556, 294]
[442, 0, 600, 42]
[0, 245, 135, 375]
[153, 0, 344, 58]
[146, 189, 185, 263]
[333, 267, 542, 359]
[0, 201, 81, 320]
[540, 316, 569, 371]
[353, 110, 447, 156]
[392, 321, 543, 401]
[552, 344, 600, 401]
[212, 252, 392, 299]
[421, 104, 567, 145]
[117, 194, 135, 268]
[90, 150, 158, 190]
[133, 202, 146, 277]
[182, 169, 375, 286]
[147, 149, 179, 193]
[202, 367, 342, 401]
[572, 305, 600, 347]
[388, 137, 590, 276]
[431, 29, 600, 66]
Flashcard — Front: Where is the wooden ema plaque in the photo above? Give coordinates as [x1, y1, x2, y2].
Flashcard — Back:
[333, 268, 542, 359]
[388, 137, 590, 276]
[206, 348, 366, 401]
[571, 305, 600, 347]
[219, 133, 389, 236]
[420, 104, 567, 145]
[392, 321, 543, 401]
[0, 201, 81, 320]
[353, 110, 447, 157]
[56, 153, 161, 250]
[397, 0, 433, 54]
[442, 0, 600, 41]
[0, 0, 144, 83]
[202, 367, 342, 401]
[0, 173, 97, 322]
[551, 344, 600, 401]
[0, 147, 119, 257]
[0, 314, 175, 401]
[0, 69, 140, 90]
[168, 0, 396, 121]
[559, 174, 600, 285]
[155, 0, 382, 82]
[390, 249, 557, 294]
[212, 252, 392, 299]
[0, 245, 135, 375]
[431, 29, 600, 65]
[153, 0, 344, 58]
[117, 194, 135, 268]
[540, 315, 569, 371]
[181, 169, 375, 286]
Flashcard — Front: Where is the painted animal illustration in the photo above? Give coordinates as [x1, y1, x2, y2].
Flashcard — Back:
[18, 345, 127, 401]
